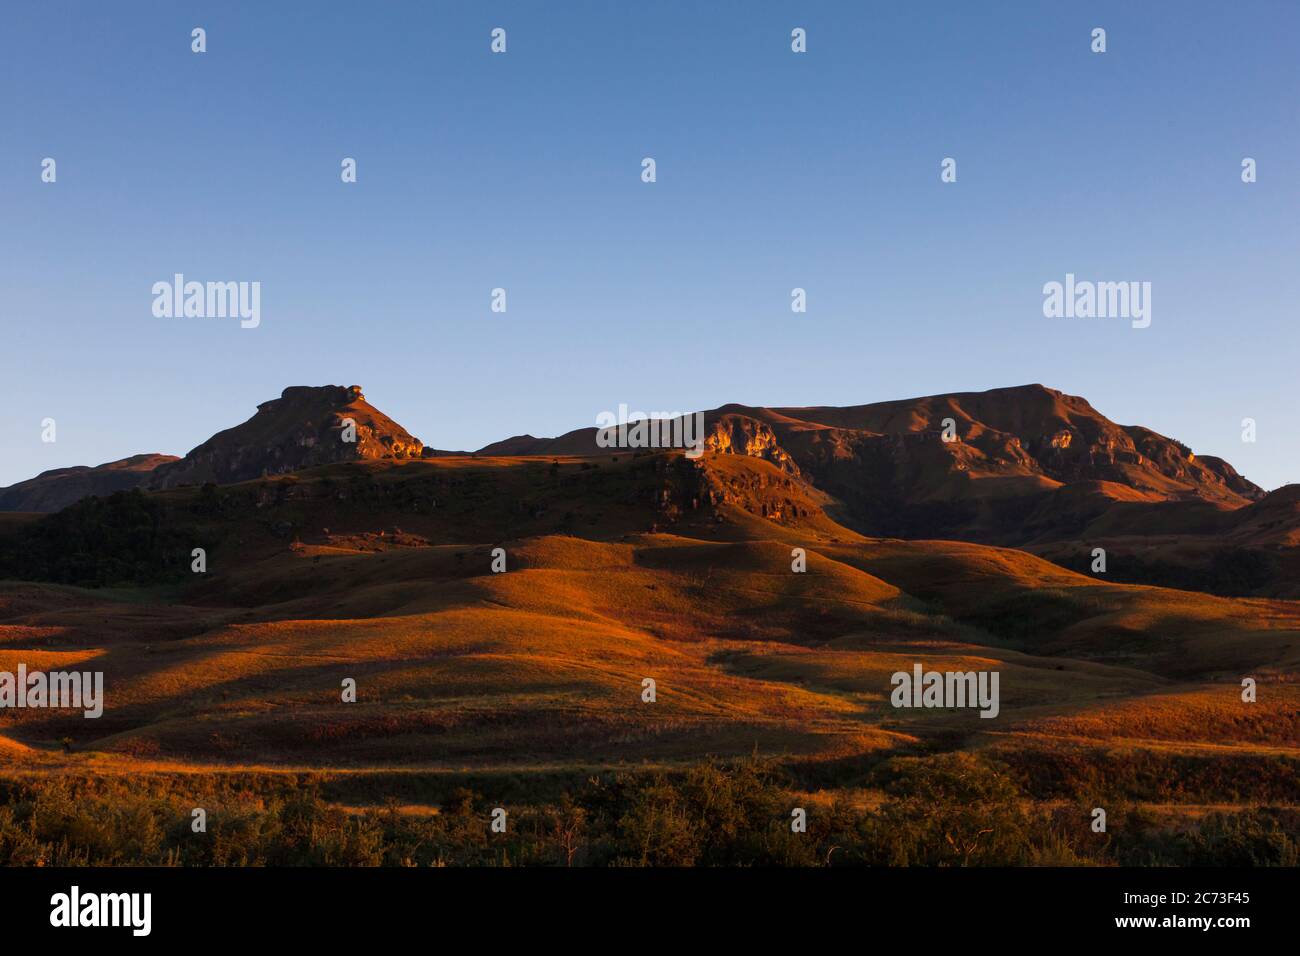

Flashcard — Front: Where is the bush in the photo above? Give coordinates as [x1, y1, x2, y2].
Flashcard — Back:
[0, 758, 1293, 867]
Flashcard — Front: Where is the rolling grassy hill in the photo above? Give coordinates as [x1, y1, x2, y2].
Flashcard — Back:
[0, 448, 1295, 866]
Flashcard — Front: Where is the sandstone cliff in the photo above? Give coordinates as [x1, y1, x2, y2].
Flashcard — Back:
[150, 385, 424, 489]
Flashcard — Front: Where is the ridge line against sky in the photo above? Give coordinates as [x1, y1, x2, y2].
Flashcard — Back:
[2, 0, 1297, 489]
[2, 380, 1288, 492]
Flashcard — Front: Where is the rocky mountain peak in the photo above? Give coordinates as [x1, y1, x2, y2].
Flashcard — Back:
[150, 385, 424, 489]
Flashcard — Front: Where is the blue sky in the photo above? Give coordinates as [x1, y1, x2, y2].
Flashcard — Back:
[2, 0, 1297, 489]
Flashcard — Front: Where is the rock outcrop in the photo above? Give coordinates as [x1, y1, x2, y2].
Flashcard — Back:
[700, 414, 801, 476]
[149, 385, 424, 489]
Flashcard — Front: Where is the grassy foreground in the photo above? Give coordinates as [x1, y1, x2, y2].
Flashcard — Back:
[2, 754, 1296, 867]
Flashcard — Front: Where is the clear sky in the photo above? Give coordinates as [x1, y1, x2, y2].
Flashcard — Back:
[2, 1, 1297, 489]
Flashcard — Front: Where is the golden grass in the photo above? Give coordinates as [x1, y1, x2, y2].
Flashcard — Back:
[2, 454, 1297, 803]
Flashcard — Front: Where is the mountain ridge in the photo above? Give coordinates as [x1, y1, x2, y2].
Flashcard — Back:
[0, 453, 180, 513]
[1, 382, 1290, 598]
